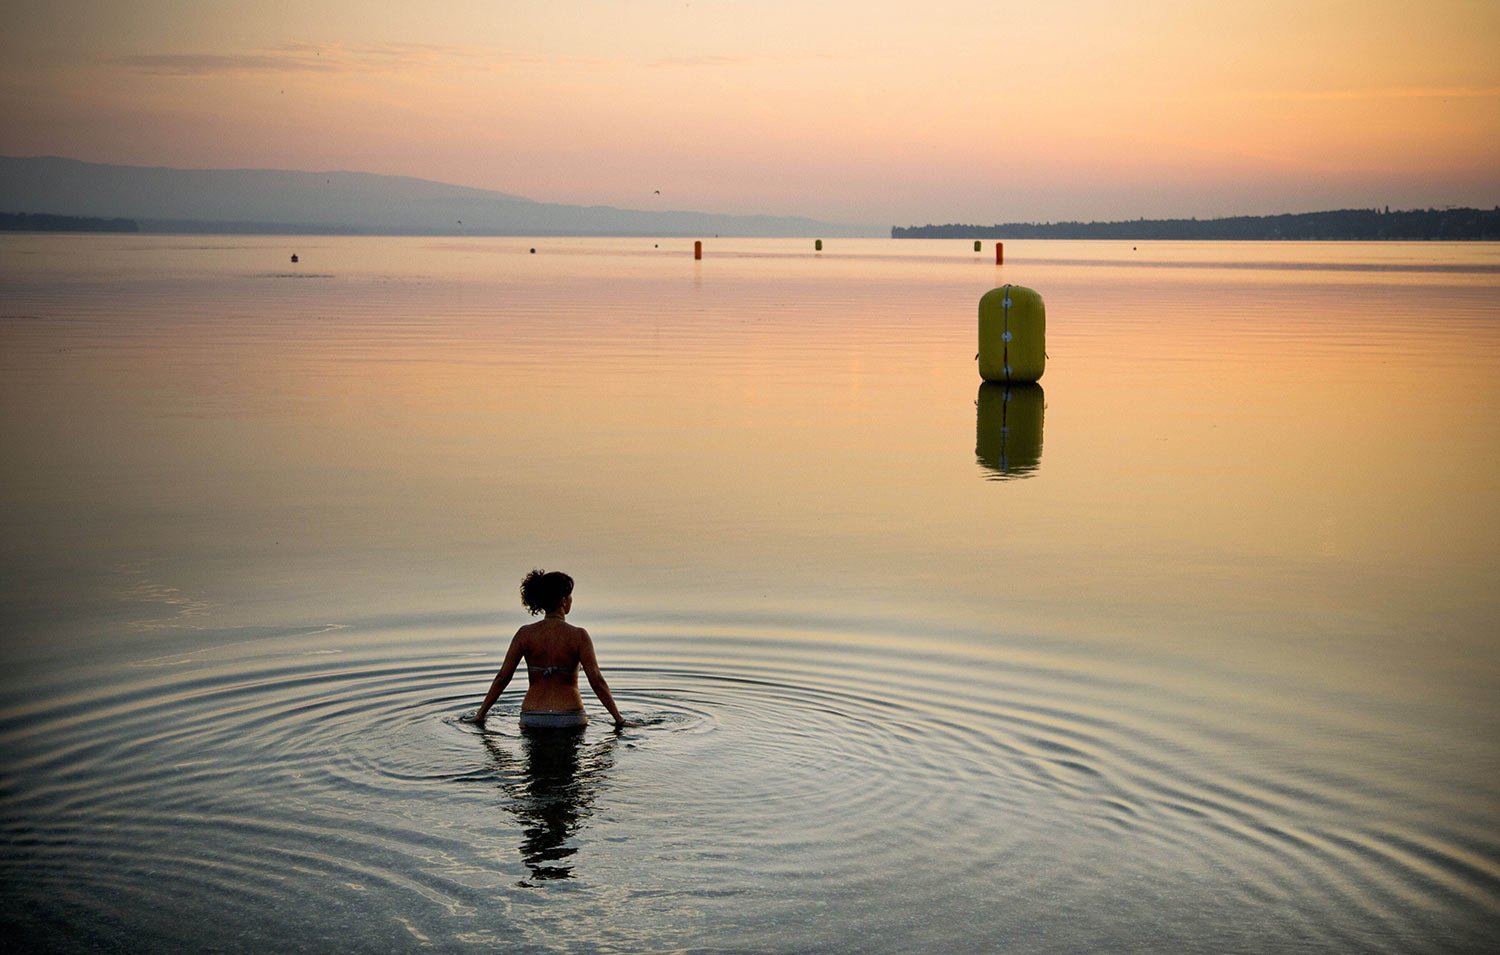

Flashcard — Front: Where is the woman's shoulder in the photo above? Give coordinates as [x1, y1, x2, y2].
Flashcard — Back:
[512, 620, 551, 646]
[515, 619, 586, 642]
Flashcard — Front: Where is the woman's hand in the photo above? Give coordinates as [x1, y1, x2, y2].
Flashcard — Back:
[460, 710, 487, 724]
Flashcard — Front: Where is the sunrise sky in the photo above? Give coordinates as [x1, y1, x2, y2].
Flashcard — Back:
[2, 0, 1497, 226]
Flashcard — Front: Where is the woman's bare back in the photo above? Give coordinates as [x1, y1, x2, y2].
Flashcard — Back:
[517, 618, 587, 712]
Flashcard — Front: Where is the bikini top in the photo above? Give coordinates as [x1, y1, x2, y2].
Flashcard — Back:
[528, 663, 577, 678]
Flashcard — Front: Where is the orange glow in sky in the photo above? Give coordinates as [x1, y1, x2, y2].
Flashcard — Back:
[1, 0, 1496, 225]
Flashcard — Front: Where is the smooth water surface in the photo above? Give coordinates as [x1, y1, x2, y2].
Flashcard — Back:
[2, 235, 1498, 952]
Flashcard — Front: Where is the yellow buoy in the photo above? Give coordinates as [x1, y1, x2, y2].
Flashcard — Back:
[978, 284, 1045, 383]
[975, 383, 1044, 479]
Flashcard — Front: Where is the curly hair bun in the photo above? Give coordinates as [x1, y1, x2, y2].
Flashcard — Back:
[520, 569, 574, 616]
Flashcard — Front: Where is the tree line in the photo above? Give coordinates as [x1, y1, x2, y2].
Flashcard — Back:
[1, 212, 140, 232]
[893, 207, 1500, 240]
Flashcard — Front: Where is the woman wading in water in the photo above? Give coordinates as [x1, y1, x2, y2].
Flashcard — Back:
[466, 570, 627, 729]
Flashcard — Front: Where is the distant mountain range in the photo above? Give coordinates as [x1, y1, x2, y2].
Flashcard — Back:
[0, 156, 875, 237]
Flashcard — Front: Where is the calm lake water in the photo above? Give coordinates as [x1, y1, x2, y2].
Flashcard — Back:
[2, 234, 1498, 953]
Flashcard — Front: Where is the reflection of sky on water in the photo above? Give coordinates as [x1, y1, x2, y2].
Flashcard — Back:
[2, 236, 1498, 952]
[2, 235, 1497, 703]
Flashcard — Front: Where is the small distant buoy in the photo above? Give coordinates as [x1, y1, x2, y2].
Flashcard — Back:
[694, 240, 702, 260]
[815, 239, 823, 252]
[974, 240, 982, 252]
[290, 253, 298, 263]
[995, 242, 1004, 266]
[530, 248, 536, 254]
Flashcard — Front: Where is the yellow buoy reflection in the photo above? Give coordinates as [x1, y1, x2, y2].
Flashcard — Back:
[975, 382, 1044, 480]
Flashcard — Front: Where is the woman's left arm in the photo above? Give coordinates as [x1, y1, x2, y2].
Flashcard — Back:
[578, 629, 627, 725]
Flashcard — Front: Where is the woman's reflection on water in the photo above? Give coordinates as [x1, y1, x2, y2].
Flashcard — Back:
[480, 727, 619, 886]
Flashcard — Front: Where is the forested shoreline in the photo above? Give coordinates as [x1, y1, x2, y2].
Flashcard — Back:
[1, 212, 140, 232]
[894, 207, 1500, 240]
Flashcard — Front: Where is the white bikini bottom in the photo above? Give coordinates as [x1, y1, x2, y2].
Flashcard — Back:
[519, 709, 587, 729]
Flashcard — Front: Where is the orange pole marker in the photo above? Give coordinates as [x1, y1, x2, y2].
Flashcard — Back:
[694, 240, 703, 260]
[995, 242, 1004, 265]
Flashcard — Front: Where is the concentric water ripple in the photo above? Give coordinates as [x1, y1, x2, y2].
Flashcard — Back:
[3, 614, 1498, 953]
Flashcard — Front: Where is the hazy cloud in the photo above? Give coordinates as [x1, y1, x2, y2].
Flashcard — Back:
[1251, 86, 1500, 101]
[647, 52, 841, 69]
[649, 55, 756, 69]
[113, 43, 518, 77]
